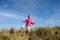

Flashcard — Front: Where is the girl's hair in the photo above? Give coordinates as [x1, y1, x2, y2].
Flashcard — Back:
[28, 15, 31, 17]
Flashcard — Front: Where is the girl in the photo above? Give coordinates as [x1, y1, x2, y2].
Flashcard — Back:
[22, 15, 35, 34]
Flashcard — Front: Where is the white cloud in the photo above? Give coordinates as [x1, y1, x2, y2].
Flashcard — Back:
[0, 11, 26, 21]
[44, 6, 60, 25]
[3, 5, 8, 8]
[0, 19, 4, 27]
[0, 19, 2, 24]
[10, 0, 39, 11]
[46, 20, 60, 24]
[34, 16, 43, 21]
[0, 13, 18, 18]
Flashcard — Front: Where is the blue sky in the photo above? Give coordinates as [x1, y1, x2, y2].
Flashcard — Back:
[0, 0, 60, 29]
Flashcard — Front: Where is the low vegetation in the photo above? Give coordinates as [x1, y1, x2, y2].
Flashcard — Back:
[0, 26, 60, 40]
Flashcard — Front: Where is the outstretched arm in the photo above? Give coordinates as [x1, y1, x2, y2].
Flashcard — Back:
[31, 21, 35, 25]
[22, 19, 26, 23]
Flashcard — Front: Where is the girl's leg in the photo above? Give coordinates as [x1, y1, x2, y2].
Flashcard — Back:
[27, 26, 30, 35]
[27, 27, 30, 33]
[26, 26, 30, 35]
[26, 26, 28, 34]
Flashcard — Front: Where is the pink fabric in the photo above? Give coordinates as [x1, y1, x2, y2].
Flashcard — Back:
[22, 18, 33, 26]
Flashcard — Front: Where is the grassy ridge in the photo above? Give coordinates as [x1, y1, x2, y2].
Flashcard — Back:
[0, 26, 60, 40]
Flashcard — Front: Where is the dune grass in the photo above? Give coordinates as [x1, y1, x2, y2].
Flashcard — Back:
[0, 26, 60, 40]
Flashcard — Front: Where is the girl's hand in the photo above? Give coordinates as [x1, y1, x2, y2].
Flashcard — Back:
[31, 22, 35, 25]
